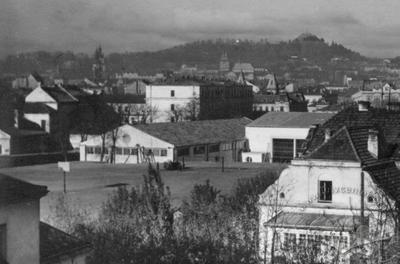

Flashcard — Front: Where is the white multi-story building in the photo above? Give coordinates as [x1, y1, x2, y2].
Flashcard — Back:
[145, 83, 200, 123]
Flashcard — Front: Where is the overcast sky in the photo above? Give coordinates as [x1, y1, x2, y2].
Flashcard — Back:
[2, 0, 400, 58]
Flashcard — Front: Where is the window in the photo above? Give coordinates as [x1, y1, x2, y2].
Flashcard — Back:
[87, 146, 94, 154]
[0, 224, 6, 260]
[271, 106, 274, 112]
[194, 145, 205, 155]
[0, 145, 2, 155]
[41, 120, 46, 129]
[123, 148, 130, 155]
[299, 234, 306, 246]
[368, 195, 374, 203]
[279, 192, 285, 199]
[272, 139, 294, 163]
[284, 233, 296, 248]
[177, 147, 189, 156]
[153, 149, 160, 156]
[280, 106, 284, 112]
[94, 147, 102, 154]
[115, 147, 123, 155]
[209, 144, 219, 153]
[246, 157, 252, 163]
[161, 149, 167, 156]
[319, 181, 332, 202]
[171, 104, 175, 111]
[171, 90, 175, 97]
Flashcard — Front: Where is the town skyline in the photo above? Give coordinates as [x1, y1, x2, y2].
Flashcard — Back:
[3, 0, 400, 59]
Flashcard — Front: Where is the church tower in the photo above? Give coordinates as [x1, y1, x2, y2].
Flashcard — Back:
[92, 45, 106, 83]
[219, 51, 230, 73]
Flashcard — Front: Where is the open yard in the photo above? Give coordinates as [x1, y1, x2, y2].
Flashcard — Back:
[0, 161, 285, 220]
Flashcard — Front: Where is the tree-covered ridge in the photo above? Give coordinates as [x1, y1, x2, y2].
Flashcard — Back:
[0, 35, 366, 76]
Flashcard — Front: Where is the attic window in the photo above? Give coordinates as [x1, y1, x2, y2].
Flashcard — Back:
[367, 195, 374, 203]
[279, 192, 285, 199]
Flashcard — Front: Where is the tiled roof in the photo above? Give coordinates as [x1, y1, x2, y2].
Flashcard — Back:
[24, 103, 54, 114]
[0, 174, 48, 204]
[306, 126, 394, 165]
[247, 112, 334, 128]
[42, 86, 78, 103]
[306, 127, 360, 162]
[365, 163, 400, 202]
[135, 117, 252, 147]
[304, 107, 400, 155]
[40, 222, 91, 264]
[304, 125, 400, 201]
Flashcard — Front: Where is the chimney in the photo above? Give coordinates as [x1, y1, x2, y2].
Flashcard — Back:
[368, 129, 379, 158]
[324, 128, 332, 142]
[14, 109, 19, 129]
[358, 101, 371, 112]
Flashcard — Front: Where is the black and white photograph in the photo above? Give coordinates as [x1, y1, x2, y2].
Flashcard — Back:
[2, 0, 400, 263]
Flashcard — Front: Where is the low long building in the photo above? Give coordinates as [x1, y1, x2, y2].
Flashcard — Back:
[80, 117, 252, 164]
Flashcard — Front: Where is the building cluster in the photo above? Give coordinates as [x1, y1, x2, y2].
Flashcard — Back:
[4, 46, 400, 263]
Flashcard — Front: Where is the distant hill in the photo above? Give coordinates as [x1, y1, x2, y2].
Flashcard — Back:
[0, 34, 367, 77]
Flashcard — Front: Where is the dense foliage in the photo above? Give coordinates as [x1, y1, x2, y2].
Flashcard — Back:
[52, 164, 283, 264]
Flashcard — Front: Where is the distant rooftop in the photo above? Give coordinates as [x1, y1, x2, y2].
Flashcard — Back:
[247, 112, 334, 128]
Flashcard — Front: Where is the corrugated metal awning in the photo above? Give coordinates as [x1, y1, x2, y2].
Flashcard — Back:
[265, 212, 364, 232]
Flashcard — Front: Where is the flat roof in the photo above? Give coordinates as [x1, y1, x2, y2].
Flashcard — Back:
[247, 112, 334, 128]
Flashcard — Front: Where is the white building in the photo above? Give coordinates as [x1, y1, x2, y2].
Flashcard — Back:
[242, 112, 333, 163]
[80, 118, 251, 164]
[0, 173, 91, 264]
[145, 83, 200, 123]
[258, 105, 400, 263]
[352, 83, 400, 107]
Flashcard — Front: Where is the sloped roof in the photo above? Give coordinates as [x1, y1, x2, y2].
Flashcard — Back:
[0, 173, 48, 204]
[304, 125, 400, 201]
[41, 86, 78, 103]
[304, 107, 400, 155]
[40, 222, 91, 264]
[247, 112, 334, 128]
[232, 63, 254, 73]
[135, 117, 252, 147]
[306, 127, 360, 162]
[24, 103, 55, 114]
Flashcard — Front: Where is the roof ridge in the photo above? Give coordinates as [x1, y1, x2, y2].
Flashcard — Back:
[343, 126, 362, 163]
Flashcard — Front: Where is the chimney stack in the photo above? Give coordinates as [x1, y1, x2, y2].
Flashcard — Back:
[368, 129, 379, 158]
[324, 128, 332, 143]
[358, 101, 371, 112]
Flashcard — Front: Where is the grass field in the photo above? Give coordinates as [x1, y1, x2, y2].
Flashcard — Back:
[0, 161, 285, 220]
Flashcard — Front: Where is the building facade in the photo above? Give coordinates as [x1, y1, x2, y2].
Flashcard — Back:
[80, 118, 251, 164]
[242, 112, 333, 163]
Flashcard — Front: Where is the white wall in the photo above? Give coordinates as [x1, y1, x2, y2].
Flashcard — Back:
[245, 126, 310, 162]
[258, 159, 390, 261]
[145, 85, 200, 122]
[25, 87, 58, 110]
[0, 200, 40, 264]
[24, 113, 50, 132]
[80, 124, 174, 164]
[0, 131, 11, 155]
